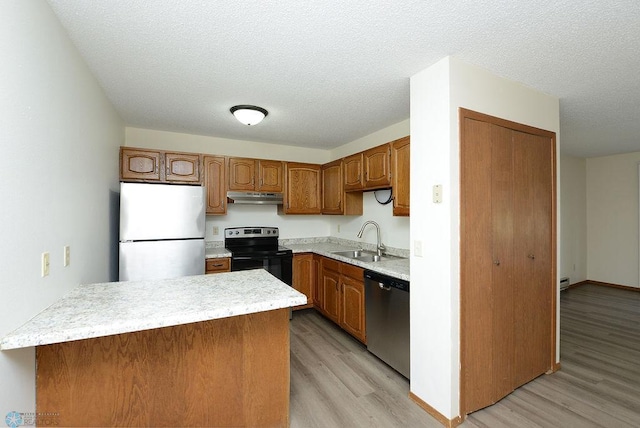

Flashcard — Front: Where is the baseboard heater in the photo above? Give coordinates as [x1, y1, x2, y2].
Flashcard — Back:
[560, 277, 570, 291]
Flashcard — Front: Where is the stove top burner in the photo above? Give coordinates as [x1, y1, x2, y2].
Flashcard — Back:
[224, 227, 288, 255]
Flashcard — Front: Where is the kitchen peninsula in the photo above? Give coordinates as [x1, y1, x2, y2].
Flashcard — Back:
[1, 270, 306, 427]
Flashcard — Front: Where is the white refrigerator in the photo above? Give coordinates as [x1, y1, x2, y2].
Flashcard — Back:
[119, 182, 206, 281]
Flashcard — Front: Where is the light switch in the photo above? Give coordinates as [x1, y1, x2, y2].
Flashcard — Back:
[42, 252, 50, 277]
[414, 240, 423, 257]
[433, 184, 443, 203]
[212, 226, 219, 235]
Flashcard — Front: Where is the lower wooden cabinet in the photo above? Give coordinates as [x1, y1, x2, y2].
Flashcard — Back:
[205, 258, 230, 274]
[292, 253, 314, 310]
[318, 257, 366, 343]
[339, 263, 366, 342]
[320, 258, 341, 323]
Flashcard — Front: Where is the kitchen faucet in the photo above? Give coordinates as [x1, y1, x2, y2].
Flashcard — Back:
[357, 220, 385, 256]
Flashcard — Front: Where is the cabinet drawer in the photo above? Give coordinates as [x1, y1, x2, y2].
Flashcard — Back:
[321, 257, 341, 273]
[341, 263, 364, 280]
[205, 258, 230, 273]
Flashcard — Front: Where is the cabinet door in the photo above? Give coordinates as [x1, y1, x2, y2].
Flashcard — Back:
[228, 158, 256, 191]
[322, 160, 343, 214]
[165, 152, 201, 183]
[391, 137, 410, 216]
[121, 148, 161, 181]
[312, 255, 321, 307]
[282, 163, 321, 214]
[340, 265, 366, 343]
[320, 260, 340, 324]
[363, 144, 391, 189]
[257, 160, 284, 192]
[205, 258, 230, 273]
[292, 254, 314, 310]
[343, 153, 363, 191]
[203, 156, 226, 215]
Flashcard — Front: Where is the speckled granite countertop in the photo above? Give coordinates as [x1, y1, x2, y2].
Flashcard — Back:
[0, 270, 306, 350]
[204, 237, 409, 280]
[205, 247, 232, 258]
[284, 242, 410, 281]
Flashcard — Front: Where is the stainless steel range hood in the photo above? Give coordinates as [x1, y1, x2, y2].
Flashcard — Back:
[227, 191, 284, 205]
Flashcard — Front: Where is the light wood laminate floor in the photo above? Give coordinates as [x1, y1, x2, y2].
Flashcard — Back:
[290, 284, 640, 427]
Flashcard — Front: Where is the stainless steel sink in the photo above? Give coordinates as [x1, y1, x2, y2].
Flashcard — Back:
[332, 249, 369, 258]
[331, 249, 401, 263]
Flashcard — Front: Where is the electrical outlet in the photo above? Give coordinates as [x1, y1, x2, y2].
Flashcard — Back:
[433, 185, 443, 203]
[213, 226, 219, 235]
[42, 252, 50, 277]
[64, 246, 70, 267]
[337, 224, 341, 233]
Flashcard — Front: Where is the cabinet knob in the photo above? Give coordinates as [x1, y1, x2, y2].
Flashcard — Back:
[493, 260, 501, 266]
[528, 254, 536, 260]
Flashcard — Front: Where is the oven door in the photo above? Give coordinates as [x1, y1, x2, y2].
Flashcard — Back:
[231, 253, 292, 286]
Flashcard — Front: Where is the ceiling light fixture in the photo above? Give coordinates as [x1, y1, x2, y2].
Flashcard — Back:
[230, 105, 268, 126]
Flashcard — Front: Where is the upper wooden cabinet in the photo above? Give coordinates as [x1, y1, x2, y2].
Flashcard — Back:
[120, 147, 202, 184]
[343, 143, 392, 192]
[391, 136, 410, 216]
[322, 160, 363, 215]
[227, 157, 255, 190]
[120, 148, 161, 181]
[363, 143, 391, 189]
[165, 152, 201, 183]
[258, 160, 284, 192]
[227, 157, 283, 192]
[203, 155, 226, 215]
[280, 162, 321, 214]
[343, 153, 364, 191]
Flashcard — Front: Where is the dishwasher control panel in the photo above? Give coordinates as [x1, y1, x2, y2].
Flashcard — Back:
[364, 270, 409, 292]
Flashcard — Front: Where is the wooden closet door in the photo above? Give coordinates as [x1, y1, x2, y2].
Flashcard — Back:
[460, 118, 495, 412]
[512, 130, 553, 387]
[489, 124, 516, 400]
[461, 109, 556, 416]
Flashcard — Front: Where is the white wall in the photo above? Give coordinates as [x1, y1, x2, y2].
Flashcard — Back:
[0, 0, 123, 413]
[126, 124, 411, 249]
[560, 155, 587, 284]
[586, 151, 640, 288]
[409, 56, 560, 419]
[126, 127, 330, 164]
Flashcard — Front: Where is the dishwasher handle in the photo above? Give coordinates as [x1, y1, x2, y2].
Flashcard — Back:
[377, 282, 392, 291]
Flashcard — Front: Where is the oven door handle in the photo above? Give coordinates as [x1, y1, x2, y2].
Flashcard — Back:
[232, 256, 263, 261]
[232, 253, 291, 260]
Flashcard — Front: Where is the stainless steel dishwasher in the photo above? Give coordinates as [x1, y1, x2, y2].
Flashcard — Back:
[364, 269, 410, 379]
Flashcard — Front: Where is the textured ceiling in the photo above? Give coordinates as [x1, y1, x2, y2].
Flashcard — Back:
[47, 0, 640, 157]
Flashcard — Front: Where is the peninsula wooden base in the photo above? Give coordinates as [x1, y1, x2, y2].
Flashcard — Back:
[36, 308, 290, 427]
